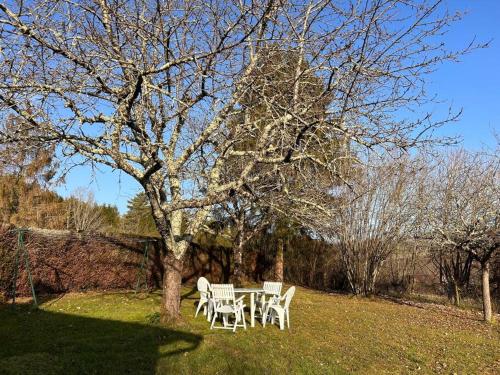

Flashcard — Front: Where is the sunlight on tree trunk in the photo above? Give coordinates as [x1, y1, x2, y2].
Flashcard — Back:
[453, 281, 461, 307]
[232, 238, 244, 287]
[275, 238, 284, 282]
[161, 253, 183, 324]
[481, 262, 492, 323]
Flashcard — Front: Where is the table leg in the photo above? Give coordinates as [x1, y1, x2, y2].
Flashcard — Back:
[250, 292, 255, 327]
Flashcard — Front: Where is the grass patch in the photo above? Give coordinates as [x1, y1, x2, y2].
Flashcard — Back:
[0, 287, 498, 374]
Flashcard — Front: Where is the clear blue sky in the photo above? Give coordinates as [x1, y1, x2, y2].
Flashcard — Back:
[55, 0, 500, 214]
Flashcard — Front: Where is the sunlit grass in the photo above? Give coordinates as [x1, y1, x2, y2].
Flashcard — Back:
[1, 286, 498, 374]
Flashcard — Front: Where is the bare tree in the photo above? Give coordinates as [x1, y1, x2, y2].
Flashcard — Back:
[322, 159, 418, 295]
[67, 188, 103, 234]
[431, 243, 473, 306]
[425, 150, 499, 322]
[0, 0, 479, 321]
[204, 195, 271, 285]
[224, 198, 270, 285]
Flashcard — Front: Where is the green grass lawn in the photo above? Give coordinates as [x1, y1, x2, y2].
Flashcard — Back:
[0, 286, 498, 374]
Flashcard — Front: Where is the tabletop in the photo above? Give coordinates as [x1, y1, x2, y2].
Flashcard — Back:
[234, 288, 264, 293]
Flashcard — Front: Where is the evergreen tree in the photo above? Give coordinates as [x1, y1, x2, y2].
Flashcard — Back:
[99, 204, 121, 232]
[122, 193, 159, 236]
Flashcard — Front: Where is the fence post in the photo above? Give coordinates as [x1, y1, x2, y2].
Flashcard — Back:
[12, 229, 38, 308]
[135, 240, 150, 293]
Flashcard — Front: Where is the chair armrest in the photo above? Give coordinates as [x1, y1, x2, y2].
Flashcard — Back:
[235, 295, 245, 304]
[267, 296, 280, 306]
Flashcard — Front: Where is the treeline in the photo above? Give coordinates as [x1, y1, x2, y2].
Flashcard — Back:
[0, 177, 120, 233]
[0, 166, 182, 237]
[0, 126, 498, 319]
[0, 118, 156, 235]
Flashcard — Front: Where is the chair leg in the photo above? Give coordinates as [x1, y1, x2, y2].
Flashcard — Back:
[241, 308, 247, 330]
[195, 300, 204, 318]
[277, 310, 285, 330]
[233, 311, 239, 332]
[210, 311, 217, 329]
[286, 309, 290, 329]
[207, 300, 213, 322]
[207, 306, 211, 322]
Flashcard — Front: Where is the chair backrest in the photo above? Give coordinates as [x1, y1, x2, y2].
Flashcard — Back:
[211, 284, 235, 304]
[263, 281, 282, 296]
[197, 277, 210, 298]
[282, 286, 296, 310]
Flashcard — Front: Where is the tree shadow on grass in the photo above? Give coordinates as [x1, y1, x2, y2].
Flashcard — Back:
[181, 288, 198, 301]
[181, 288, 200, 314]
[0, 302, 202, 375]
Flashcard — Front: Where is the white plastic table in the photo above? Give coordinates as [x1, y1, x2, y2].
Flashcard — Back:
[234, 287, 264, 327]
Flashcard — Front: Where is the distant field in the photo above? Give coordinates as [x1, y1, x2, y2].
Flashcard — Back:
[0, 287, 498, 374]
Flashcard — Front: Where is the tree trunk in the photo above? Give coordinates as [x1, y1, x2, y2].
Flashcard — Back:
[364, 273, 376, 296]
[363, 258, 380, 296]
[342, 253, 360, 295]
[160, 252, 184, 324]
[481, 261, 492, 323]
[439, 250, 443, 284]
[231, 228, 245, 286]
[223, 248, 231, 283]
[152, 198, 189, 324]
[231, 245, 244, 286]
[275, 238, 284, 282]
[445, 270, 461, 306]
[453, 280, 461, 307]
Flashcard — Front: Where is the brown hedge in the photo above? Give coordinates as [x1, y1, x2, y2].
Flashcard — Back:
[0, 228, 262, 298]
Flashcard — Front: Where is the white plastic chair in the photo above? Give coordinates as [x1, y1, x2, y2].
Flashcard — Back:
[256, 281, 282, 316]
[263, 286, 295, 330]
[210, 284, 247, 332]
[194, 277, 211, 319]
